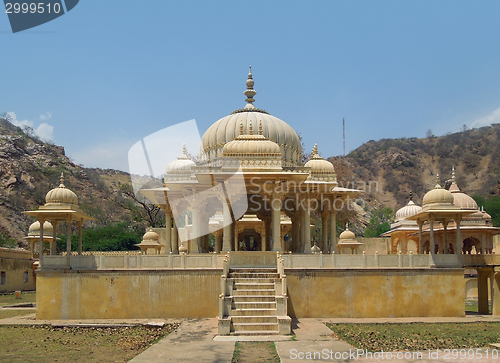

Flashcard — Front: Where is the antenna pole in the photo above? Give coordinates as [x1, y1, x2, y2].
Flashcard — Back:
[343, 118, 345, 157]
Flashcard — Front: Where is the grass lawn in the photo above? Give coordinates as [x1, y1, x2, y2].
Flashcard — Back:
[0, 292, 36, 307]
[232, 342, 280, 363]
[0, 309, 35, 319]
[326, 322, 500, 352]
[0, 324, 179, 363]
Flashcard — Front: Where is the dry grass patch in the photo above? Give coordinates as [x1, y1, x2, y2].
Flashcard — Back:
[0, 324, 180, 363]
[232, 342, 280, 363]
[0, 292, 36, 307]
[0, 309, 35, 319]
[327, 322, 500, 352]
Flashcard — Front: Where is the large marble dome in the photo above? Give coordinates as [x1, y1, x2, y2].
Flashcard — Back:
[201, 67, 302, 167]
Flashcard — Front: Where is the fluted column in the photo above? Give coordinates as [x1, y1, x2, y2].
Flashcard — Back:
[222, 201, 232, 252]
[272, 198, 282, 252]
[321, 211, 328, 254]
[417, 220, 423, 254]
[164, 212, 172, 254]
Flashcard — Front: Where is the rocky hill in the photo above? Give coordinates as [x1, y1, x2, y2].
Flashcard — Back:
[2, 114, 499, 246]
[329, 124, 500, 213]
[0, 117, 162, 247]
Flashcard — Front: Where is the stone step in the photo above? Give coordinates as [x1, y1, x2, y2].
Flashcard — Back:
[230, 308, 278, 316]
[232, 289, 275, 296]
[232, 302, 277, 309]
[234, 283, 275, 290]
[230, 268, 278, 273]
[230, 330, 280, 336]
[231, 316, 277, 324]
[232, 322, 279, 332]
[232, 295, 276, 302]
[229, 273, 280, 279]
[232, 278, 276, 284]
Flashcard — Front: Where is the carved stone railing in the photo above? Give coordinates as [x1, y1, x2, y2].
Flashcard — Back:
[40, 252, 226, 270]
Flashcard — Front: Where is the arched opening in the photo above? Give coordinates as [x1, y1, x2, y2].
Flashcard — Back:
[463, 237, 482, 254]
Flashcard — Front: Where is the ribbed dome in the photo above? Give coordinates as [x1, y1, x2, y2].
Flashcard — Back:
[396, 197, 422, 221]
[339, 227, 355, 240]
[45, 173, 78, 206]
[166, 144, 196, 174]
[223, 121, 281, 157]
[142, 228, 159, 242]
[449, 182, 478, 210]
[422, 177, 454, 206]
[28, 221, 54, 237]
[201, 68, 302, 167]
[304, 144, 335, 174]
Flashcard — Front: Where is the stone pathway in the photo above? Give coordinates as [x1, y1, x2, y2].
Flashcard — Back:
[129, 319, 235, 363]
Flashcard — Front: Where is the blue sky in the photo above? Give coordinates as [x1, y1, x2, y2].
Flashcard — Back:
[2, 1, 500, 172]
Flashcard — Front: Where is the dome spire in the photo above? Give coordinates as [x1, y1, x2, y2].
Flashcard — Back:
[452, 166, 456, 184]
[248, 121, 253, 135]
[239, 121, 244, 135]
[244, 66, 257, 109]
[409, 191, 413, 201]
[435, 173, 441, 189]
[258, 121, 263, 135]
[178, 143, 190, 160]
[59, 172, 65, 188]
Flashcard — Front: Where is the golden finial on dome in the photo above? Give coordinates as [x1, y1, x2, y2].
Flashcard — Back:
[178, 143, 190, 160]
[59, 172, 65, 188]
[312, 143, 318, 156]
[435, 173, 441, 189]
[244, 65, 257, 107]
[248, 121, 254, 135]
[258, 121, 263, 135]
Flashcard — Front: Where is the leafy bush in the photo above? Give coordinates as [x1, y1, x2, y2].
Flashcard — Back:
[56, 223, 142, 252]
[0, 232, 18, 248]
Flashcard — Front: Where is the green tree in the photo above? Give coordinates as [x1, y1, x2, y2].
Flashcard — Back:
[473, 195, 500, 227]
[56, 223, 142, 252]
[363, 207, 394, 237]
[0, 232, 17, 248]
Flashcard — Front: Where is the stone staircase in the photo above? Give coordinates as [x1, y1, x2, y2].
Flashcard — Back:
[218, 262, 291, 336]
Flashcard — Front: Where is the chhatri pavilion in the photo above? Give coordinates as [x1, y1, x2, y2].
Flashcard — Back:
[25, 68, 500, 330]
[140, 67, 360, 256]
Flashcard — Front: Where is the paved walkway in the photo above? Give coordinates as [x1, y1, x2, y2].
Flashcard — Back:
[3, 311, 500, 362]
[129, 319, 234, 363]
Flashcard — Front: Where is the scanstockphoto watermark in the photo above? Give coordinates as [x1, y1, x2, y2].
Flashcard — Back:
[3, 0, 79, 33]
[247, 177, 379, 213]
[289, 348, 424, 360]
[247, 178, 380, 195]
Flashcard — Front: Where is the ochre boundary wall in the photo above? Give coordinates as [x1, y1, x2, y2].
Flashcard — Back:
[36, 269, 221, 320]
[285, 268, 465, 318]
[36, 268, 465, 320]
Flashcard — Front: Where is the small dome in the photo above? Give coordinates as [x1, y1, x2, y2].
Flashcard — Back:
[311, 244, 321, 254]
[422, 177, 454, 206]
[396, 194, 422, 221]
[142, 228, 159, 242]
[339, 226, 355, 240]
[166, 144, 196, 174]
[45, 173, 78, 205]
[449, 182, 478, 210]
[222, 121, 281, 157]
[304, 144, 335, 174]
[28, 221, 54, 237]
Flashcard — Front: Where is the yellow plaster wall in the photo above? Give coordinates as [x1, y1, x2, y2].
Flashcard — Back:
[286, 269, 465, 318]
[0, 249, 36, 293]
[36, 269, 221, 320]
